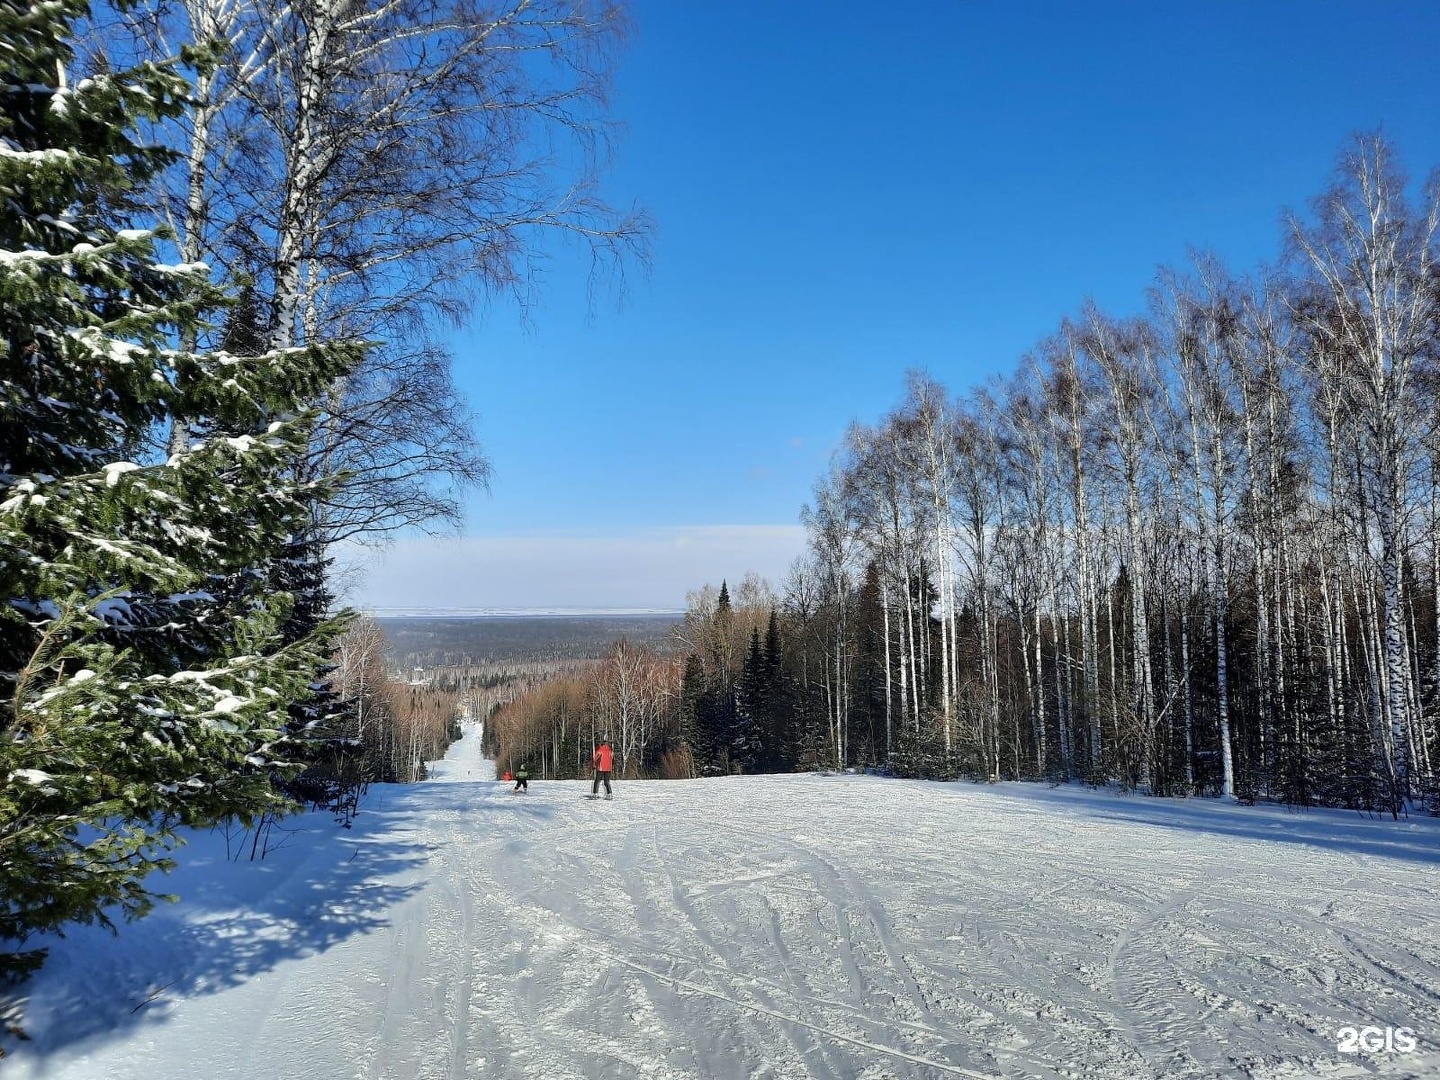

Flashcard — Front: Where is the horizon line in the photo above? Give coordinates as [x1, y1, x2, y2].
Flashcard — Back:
[365, 606, 686, 618]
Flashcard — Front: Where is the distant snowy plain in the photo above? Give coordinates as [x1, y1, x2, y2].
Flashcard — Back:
[7, 726, 1439, 1079]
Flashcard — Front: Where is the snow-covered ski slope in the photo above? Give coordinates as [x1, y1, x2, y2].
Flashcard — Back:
[9, 726, 1439, 1080]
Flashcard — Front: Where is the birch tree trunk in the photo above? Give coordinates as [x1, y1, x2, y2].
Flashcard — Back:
[1289, 135, 1439, 811]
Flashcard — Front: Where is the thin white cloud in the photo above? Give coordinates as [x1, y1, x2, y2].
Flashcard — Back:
[337, 525, 808, 612]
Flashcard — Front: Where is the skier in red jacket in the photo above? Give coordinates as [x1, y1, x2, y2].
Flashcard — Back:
[591, 739, 614, 800]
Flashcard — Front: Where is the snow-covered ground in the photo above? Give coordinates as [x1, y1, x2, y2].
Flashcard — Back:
[7, 726, 1439, 1080]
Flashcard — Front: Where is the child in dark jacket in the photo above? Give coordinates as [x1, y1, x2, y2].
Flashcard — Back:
[513, 764, 529, 793]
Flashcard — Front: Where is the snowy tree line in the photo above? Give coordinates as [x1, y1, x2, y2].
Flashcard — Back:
[485, 576, 820, 781]
[489, 137, 1440, 819]
[788, 136, 1440, 816]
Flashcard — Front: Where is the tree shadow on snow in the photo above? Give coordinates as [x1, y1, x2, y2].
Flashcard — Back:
[1025, 786, 1440, 867]
[367, 777, 562, 820]
[4, 777, 551, 1062]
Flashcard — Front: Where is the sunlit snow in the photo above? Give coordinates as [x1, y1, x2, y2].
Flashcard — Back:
[5, 727, 1437, 1079]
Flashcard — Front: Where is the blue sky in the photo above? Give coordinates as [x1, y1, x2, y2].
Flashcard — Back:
[352, 0, 1440, 612]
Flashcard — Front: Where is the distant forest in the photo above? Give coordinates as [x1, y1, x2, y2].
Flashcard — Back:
[380, 616, 681, 670]
[493, 136, 1440, 818]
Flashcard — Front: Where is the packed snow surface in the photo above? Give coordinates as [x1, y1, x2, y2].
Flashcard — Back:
[8, 726, 1439, 1079]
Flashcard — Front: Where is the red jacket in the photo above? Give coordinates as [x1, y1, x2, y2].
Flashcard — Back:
[592, 744, 613, 772]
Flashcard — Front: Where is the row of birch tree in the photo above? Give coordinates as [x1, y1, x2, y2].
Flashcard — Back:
[792, 136, 1439, 815]
[482, 136, 1440, 815]
[488, 641, 686, 781]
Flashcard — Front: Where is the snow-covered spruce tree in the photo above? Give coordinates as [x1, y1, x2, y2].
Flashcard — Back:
[214, 284, 359, 822]
[0, 0, 362, 981]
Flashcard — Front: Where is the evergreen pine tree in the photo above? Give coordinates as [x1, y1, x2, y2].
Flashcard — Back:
[733, 626, 764, 772]
[680, 653, 706, 759]
[699, 579, 738, 772]
[693, 689, 727, 774]
[0, 0, 362, 981]
[762, 608, 792, 771]
[218, 283, 267, 356]
[273, 528, 361, 818]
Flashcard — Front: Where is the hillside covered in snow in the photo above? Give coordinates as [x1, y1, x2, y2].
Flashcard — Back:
[6, 726, 1438, 1080]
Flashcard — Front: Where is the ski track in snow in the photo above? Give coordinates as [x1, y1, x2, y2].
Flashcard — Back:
[7, 724, 1440, 1080]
